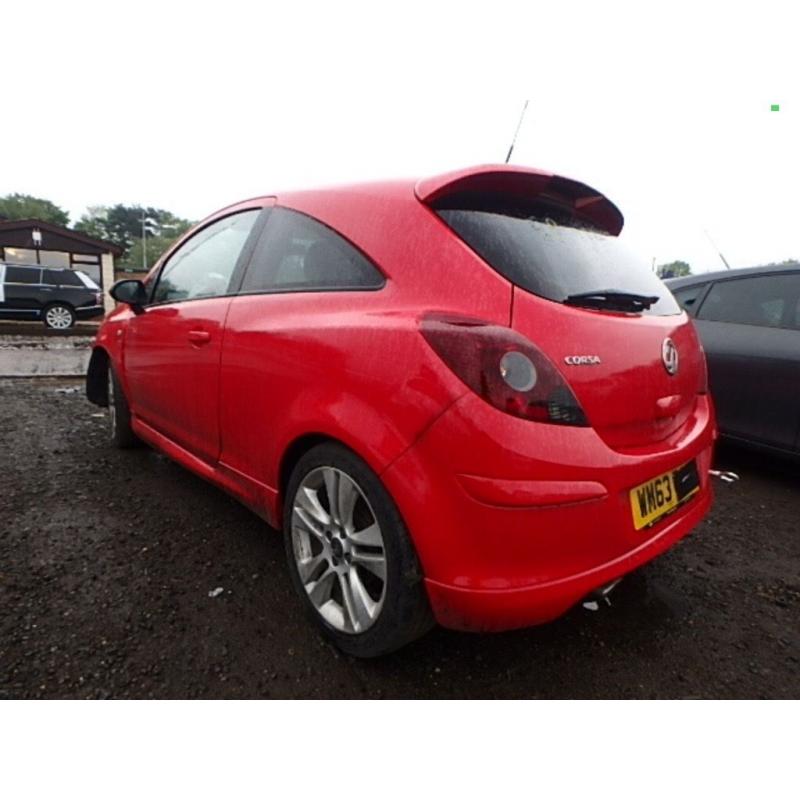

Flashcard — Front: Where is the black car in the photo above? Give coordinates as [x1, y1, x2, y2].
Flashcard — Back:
[0, 262, 105, 329]
[666, 265, 800, 457]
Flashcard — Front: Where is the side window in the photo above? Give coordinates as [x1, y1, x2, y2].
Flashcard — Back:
[152, 210, 260, 305]
[6, 266, 41, 284]
[697, 274, 800, 328]
[240, 207, 384, 294]
[672, 283, 707, 314]
[43, 269, 83, 287]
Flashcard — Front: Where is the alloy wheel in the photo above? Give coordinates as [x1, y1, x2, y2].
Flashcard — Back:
[45, 306, 73, 329]
[291, 466, 387, 634]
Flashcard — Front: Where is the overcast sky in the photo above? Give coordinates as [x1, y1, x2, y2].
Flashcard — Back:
[2, 1, 796, 273]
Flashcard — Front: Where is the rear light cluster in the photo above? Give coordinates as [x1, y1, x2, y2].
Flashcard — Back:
[94, 292, 103, 305]
[421, 315, 588, 426]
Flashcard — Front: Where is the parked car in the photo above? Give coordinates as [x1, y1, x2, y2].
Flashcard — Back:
[86, 165, 716, 656]
[667, 265, 800, 457]
[0, 262, 104, 329]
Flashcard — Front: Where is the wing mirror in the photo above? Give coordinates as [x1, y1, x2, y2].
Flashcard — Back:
[110, 279, 148, 312]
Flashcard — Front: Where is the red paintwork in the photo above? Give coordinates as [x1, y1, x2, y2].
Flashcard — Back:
[94, 165, 716, 633]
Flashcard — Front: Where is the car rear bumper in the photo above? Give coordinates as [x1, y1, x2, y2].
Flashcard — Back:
[381, 392, 716, 632]
[423, 485, 711, 630]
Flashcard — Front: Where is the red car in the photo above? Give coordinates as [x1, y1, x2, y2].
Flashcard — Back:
[88, 165, 716, 656]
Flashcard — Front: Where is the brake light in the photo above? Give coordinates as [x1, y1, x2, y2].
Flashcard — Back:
[421, 315, 588, 426]
[94, 292, 103, 305]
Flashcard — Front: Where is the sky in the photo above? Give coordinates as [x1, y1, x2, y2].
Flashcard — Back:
[2, 1, 797, 274]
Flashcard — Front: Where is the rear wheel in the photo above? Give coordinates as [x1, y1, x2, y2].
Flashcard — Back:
[107, 365, 138, 448]
[283, 443, 433, 657]
[43, 303, 76, 330]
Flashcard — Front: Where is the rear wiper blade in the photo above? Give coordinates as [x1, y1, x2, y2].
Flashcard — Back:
[563, 290, 659, 312]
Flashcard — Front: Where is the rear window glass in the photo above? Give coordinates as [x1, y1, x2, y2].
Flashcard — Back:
[436, 203, 679, 316]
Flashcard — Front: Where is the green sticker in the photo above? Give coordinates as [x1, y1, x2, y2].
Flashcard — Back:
[770, 104, 780, 112]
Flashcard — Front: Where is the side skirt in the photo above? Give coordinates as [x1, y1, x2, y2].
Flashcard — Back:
[131, 417, 280, 528]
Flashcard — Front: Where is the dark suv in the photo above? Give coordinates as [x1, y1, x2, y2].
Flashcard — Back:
[0, 263, 104, 329]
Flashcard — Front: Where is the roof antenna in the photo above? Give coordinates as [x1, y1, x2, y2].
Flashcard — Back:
[703, 228, 732, 269]
[505, 100, 529, 164]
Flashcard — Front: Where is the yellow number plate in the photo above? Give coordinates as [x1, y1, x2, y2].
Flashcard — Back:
[629, 471, 678, 530]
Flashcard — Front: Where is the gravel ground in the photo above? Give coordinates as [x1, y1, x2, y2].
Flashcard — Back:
[1, 378, 798, 699]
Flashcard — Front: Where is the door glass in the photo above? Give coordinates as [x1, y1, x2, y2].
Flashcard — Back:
[697, 274, 800, 328]
[5, 266, 41, 284]
[43, 269, 84, 287]
[152, 210, 260, 304]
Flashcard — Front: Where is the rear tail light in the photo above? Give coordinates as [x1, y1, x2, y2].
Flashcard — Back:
[421, 315, 589, 426]
[94, 292, 103, 305]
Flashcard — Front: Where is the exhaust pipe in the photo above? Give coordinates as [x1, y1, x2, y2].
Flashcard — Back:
[709, 469, 740, 484]
[582, 578, 622, 611]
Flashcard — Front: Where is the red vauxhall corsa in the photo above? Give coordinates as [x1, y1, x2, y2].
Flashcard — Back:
[88, 165, 716, 656]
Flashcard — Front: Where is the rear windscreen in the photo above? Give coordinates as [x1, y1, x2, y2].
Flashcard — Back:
[436, 203, 679, 316]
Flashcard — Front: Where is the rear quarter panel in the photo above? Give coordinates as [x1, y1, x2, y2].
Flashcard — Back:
[219, 186, 515, 522]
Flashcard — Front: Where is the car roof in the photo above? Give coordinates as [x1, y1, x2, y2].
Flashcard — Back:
[665, 263, 800, 289]
[0, 262, 75, 271]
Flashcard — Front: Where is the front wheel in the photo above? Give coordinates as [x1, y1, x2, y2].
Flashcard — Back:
[283, 443, 433, 657]
[43, 303, 76, 330]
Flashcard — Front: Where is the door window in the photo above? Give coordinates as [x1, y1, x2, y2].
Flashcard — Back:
[697, 274, 800, 328]
[151, 210, 260, 304]
[5, 266, 41, 284]
[240, 207, 384, 293]
[43, 269, 84, 287]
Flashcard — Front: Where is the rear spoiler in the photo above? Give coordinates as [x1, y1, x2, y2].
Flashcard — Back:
[415, 164, 624, 236]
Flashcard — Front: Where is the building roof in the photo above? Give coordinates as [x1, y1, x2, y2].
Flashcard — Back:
[0, 218, 123, 255]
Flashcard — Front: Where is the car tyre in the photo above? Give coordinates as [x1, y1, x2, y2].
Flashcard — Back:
[107, 364, 139, 448]
[43, 303, 76, 330]
[283, 443, 433, 657]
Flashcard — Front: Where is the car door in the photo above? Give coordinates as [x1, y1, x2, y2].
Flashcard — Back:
[123, 207, 264, 464]
[694, 271, 800, 451]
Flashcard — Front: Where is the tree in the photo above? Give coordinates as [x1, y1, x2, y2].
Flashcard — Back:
[764, 258, 799, 267]
[75, 204, 192, 259]
[656, 260, 692, 279]
[0, 193, 70, 226]
[121, 232, 185, 272]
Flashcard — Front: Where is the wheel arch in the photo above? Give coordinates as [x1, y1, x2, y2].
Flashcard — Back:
[43, 299, 76, 317]
[277, 432, 390, 524]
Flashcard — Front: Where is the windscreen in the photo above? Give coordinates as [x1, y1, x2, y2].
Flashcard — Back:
[436, 202, 679, 316]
